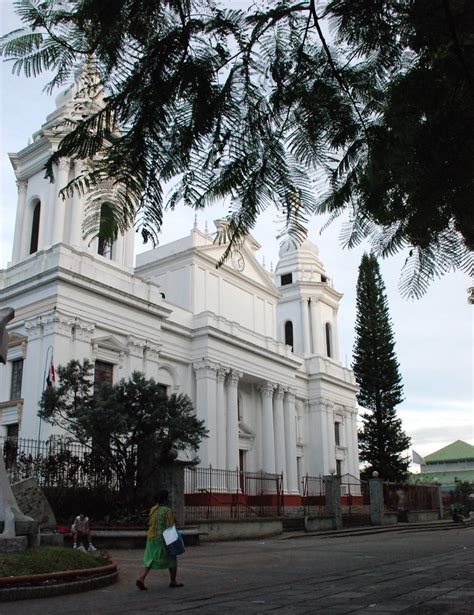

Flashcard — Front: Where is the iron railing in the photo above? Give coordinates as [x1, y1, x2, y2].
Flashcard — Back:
[301, 474, 326, 516]
[184, 465, 284, 520]
[340, 473, 371, 526]
[1, 435, 121, 490]
[384, 482, 439, 513]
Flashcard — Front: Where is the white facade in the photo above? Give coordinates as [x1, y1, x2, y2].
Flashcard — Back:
[0, 75, 360, 493]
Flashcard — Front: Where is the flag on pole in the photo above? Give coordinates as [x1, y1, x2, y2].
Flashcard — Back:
[412, 450, 426, 466]
[46, 360, 56, 388]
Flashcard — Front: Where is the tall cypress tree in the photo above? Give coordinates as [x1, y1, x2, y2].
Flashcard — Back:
[353, 253, 411, 481]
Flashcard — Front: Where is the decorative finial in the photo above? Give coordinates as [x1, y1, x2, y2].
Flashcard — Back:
[193, 214, 198, 231]
[262, 256, 266, 269]
[270, 261, 274, 273]
[205, 221, 209, 237]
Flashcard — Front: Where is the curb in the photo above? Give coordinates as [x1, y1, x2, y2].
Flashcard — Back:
[0, 561, 118, 602]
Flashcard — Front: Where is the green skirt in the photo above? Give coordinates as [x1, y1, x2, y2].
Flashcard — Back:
[143, 538, 177, 570]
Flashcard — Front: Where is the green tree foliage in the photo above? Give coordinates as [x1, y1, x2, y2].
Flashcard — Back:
[39, 359, 208, 493]
[1, 0, 473, 297]
[353, 253, 411, 481]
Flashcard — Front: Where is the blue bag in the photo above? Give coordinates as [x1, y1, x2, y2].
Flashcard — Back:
[166, 530, 185, 556]
[163, 525, 185, 556]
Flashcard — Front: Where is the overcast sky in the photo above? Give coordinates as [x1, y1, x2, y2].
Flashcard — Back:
[1, 1, 472, 463]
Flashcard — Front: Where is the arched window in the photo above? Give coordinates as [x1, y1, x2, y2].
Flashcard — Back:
[29, 201, 41, 254]
[284, 320, 294, 351]
[325, 322, 332, 357]
[97, 203, 113, 258]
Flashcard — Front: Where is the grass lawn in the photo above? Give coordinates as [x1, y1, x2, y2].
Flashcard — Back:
[0, 547, 110, 578]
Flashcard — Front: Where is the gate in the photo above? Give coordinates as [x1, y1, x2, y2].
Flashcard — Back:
[340, 473, 371, 527]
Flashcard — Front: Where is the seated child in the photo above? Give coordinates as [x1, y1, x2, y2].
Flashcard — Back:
[72, 513, 97, 551]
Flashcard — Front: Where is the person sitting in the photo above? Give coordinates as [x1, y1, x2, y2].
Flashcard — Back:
[72, 513, 97, 551]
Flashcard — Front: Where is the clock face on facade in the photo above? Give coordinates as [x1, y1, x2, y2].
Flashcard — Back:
[231, 250, 245, 272]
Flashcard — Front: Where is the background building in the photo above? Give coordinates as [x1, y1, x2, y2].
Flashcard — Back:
[413, 441, 474, 491]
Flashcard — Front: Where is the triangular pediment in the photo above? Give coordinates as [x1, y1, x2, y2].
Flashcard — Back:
[197, 241, 277, 295]
[91, 335, 126, 351]
[8, 332, 28, 347]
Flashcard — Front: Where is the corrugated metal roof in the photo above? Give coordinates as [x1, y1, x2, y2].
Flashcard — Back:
[424, 440, 474, 463]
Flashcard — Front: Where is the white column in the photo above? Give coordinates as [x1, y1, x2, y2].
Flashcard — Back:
[194, 361, 218, 468]
[12, 180, 28, 262]
[332, 307, 340, 360]
[124, 228, 135, 268]
[226, 370, 242, 472]
[51, 159, 71, 246]
[260, 383, 276, 473]
[69, 162, 84, 248]
[113, 234, 125, 265]
[310, 298, 322, 355]
[40, 165, 59, 248]
[326, 400, 336, 473]
[273, 387, 287, 490]
[300, 298, 310, 354]
[307, 399, 330, 476]
[216, 367, 228, 470]
[284, 390, 299, 494]
[349, 407, 360, 477]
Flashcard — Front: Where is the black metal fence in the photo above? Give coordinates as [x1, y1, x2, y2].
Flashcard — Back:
[384, 482, 439, 514]
[184, 465, 284, 520]
[340, 473, 371, 526]
[301, 474, 326, 516]
[1, 435, 121, 490]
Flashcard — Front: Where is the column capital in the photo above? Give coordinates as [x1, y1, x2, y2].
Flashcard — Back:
[274, 386, 285, 400]
[193, 359, 219, 377]
[57, 158, 71, 171]
[309, 397, 334, 412]
[285, 388, 297, 404]
[127, 335, 147, 358]
[25, 309, 75, 339]
[216, 366, 229, 382]
[16, 180, 28, 194]
[259, 382, 276, 398]
[227, 369, 243, 386]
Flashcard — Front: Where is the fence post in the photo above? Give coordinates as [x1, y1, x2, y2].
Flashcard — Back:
[324, 475, 342, 529]
[369, 478, 384, 526]
[156, 460, 190, 527]
[434, 483, 444, 520]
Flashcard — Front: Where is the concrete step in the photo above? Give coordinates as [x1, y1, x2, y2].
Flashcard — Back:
[281, 518, 474, 540]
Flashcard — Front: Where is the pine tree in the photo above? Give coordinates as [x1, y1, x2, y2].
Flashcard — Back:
[353, 253, 411, 481]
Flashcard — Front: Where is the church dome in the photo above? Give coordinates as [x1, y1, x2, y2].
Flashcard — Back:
[278, 237, 320, 258]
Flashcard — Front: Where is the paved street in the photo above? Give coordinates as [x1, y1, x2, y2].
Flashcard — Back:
[1, 526, 474, 614]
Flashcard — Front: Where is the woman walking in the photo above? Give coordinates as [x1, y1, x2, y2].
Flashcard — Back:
[136, 489, 183, 590]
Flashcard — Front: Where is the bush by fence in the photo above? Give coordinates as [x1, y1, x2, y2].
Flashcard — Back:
[2, 436, 151, 524]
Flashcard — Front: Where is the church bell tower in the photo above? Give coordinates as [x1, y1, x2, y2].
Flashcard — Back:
[274, 238, 342, 359]
[8, 65, 135, 269]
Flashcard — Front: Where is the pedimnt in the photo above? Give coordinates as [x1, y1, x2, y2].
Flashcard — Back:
[7, 332, 28, 348]
[90, 335, 127, 352]
[197, 240, 276, 295]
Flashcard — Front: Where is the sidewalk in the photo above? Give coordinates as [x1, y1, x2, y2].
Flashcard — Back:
[1, 525, 473, 614]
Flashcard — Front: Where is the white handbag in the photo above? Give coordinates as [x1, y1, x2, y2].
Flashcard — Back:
[162, 525, 179, 546]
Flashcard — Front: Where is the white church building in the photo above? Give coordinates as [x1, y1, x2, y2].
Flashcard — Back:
[0, 73, 360, 499]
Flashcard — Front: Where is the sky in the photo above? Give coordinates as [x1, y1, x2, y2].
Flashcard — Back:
[0, 0, 472, 465]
